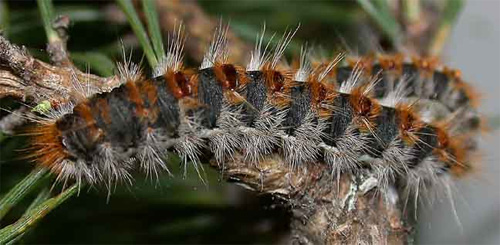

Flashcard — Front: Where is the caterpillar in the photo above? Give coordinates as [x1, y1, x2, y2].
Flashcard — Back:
[27, 24, 482, 199]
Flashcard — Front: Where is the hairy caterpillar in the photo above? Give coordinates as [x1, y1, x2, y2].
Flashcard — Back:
[27, 24, 481, 201]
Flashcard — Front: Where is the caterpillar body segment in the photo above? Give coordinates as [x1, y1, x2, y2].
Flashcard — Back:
[29, 26, 480, 199]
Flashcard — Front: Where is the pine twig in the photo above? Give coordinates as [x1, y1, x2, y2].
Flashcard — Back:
[0, 184, 78, 244]
[0, 168, 50, 220]
[142, 0, 165, 61]
[1, 0, 120, 105]
[4, 188, 51, 244]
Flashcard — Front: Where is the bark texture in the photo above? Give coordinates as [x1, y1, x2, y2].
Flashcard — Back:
[213, 153, 412, 244]
[0, 35, 120, 105]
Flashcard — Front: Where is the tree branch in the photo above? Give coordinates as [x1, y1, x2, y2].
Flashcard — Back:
[45, 15, 73, 67]
[0, 68, 24, 100]
[212, 153, 411, 244]
[0, 35, 120, 104]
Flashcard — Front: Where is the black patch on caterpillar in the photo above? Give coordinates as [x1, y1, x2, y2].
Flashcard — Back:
[65, 129, 96, 162]
[365, 107, 398, 158]
[103, 86, 144, 148]
[57, 115, 96, 162]
[154, 76, 180, 134]
[372, 64, 388, 98]
[323, 93, 354, 146]
[407, 126, 439, 168]
[431, 71, 449, 100]
[284, 83, 311, 135]
[199, 68, 224, 128]
[244, 71, 267, 125]
[56, 112, 82, 132]
[402, 64, 419, 96]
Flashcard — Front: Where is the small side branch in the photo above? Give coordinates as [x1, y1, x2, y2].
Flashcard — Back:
[45, 15, 73, 67]
[0, 36, 120, 104]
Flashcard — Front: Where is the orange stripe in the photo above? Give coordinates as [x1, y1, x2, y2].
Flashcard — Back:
[142, 80, 158, 105]
[213, 64, 227, 87]
[140, 80, 160, 122]
[29, 123, 69, 168]
[96, 98, 111, 125]
[165, 71, 183, 99]
[349, 86, 381, 132]
[74, 101, 104, 143]
[75, 102, 96, 125]
[395, 105, 424, 145]
[125, 81, 145, 117]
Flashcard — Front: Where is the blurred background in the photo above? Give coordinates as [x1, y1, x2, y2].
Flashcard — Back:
[0, 0, 498, 244]
[417, 1, 500, 244]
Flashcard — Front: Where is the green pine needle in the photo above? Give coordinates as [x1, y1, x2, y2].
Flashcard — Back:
[0, 184, 78, 244]
[142, 0, 165, 61]
[4, 188, 51, 244]
[116, 0, 158, 68]
[0, 1, 9, 37]
[36, 0, 58, 43]
[356, 0, 402, 47]
[0, 168, 51, 220]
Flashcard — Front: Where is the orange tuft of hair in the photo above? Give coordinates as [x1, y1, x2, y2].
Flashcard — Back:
[378, 53, 404, 76]
[213, 63, 248, 106]
[411, 56, 439, 78]
[165, 70, 195, 100]
[308, 73, 337, 117]
[347, 55, 374, 76]
[235, 65, 249, 87]
[213, 63, 237, 90]
[349, 86, 381, 132]
[444, 67, 481, 108]
[261, 64, 293, 108]
[125, 81, 146, 118]
[434, 126, 470, 176]
[138, 80, 160, 123]
[396, 104, 425, 145]
[27, 123, 70, 171]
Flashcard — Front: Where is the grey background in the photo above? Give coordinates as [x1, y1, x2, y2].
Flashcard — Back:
[417, 0, 500, 244]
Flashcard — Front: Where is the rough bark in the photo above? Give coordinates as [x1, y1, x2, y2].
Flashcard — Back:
[213, 153, 412, 244]
[0, 35, 120, 105]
